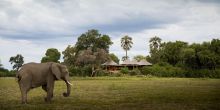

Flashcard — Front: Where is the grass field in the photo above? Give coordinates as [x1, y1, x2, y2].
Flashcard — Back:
[0, 77, 220, 110]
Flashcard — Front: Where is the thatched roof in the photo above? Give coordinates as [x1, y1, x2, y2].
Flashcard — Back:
[102, 60, 118, 66]
[138, 59, 152, 66]
[121, 59, 139, 65]
[102, 59, 152, 66]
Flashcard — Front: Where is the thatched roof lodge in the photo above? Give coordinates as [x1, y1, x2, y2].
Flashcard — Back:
[102, 60, 119, 71]
[102, 60, 118, 66]
[102, 59, 152, 71]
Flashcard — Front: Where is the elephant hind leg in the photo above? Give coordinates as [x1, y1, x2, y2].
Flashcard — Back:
[18, 75, 32, 104]
[19, 83, 31, 104]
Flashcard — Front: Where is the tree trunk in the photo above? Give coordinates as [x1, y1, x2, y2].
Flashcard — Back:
[126, 50, 128, 60]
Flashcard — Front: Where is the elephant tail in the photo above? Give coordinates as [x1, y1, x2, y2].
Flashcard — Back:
[16, 72, 21, 82]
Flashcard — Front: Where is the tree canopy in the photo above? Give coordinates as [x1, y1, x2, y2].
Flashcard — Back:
[67, 29, 114, 76]
[41, 48, 61, 63]
[75, 29, 113, 54]
[9, 54, 24, 71]
[148, 36, 220, 70]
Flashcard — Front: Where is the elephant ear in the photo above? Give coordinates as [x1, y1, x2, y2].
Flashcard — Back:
[51, 63, 61, 80]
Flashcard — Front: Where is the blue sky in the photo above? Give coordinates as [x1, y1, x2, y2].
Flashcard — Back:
[0, 0, 220, 69]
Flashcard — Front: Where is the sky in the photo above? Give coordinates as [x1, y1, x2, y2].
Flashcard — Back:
[0, 0, 220, 70]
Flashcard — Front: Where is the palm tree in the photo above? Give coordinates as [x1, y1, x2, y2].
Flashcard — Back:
[149, 36, 162, 64]
[121, 35, 133, 60]
[149, 36, 161, 51]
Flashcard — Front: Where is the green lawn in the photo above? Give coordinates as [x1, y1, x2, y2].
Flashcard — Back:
[0, 77, 220, 110]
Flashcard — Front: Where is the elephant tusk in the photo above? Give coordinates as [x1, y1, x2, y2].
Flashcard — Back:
[67, 81, 73, 86]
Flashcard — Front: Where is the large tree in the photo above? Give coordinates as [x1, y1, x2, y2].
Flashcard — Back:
[182, 48, 197, 69]
[149, 36, 162, 64]
[197, 50, 217, 69]
[9, 54, 24, 71]
[75, 29, 113, 54]
[41, 48, 61, 63]
[121, 35, 133, 60]
[75, 48, 109, 76]
[72, 29, 113, 76]
[161, 41, 188, 66]
[187, 41, 219, 69]
[210, 39, 220, 66]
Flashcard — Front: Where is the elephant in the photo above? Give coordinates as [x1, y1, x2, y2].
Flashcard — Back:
[16, 62, 72, 104]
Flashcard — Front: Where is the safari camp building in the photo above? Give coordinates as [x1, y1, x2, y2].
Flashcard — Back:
[102, 59, 152, 71]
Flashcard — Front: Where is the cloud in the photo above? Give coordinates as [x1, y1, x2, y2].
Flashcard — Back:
[0, 37, 73, 69]
[0, 0, 220, 69]
[0, 0, 186, 40]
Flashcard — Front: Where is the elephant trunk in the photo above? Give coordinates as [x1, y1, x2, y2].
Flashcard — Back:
[63, 79, 72, 97]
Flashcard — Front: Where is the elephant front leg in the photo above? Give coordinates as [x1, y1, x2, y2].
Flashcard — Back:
[42, 85, 54, 101]
[45, 82, 54, 102]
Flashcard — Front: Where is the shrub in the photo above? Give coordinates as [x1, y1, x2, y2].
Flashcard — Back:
[140, 64, 185, 77]
[68, 66, 81, 76]
[140, 66, 153, 75]
[81, 65, 92, 76]
[95, 70, 110, 76]
[129, 68, 141, 76]
[68, 65, 92, 77]
[120, 67, 129, 74]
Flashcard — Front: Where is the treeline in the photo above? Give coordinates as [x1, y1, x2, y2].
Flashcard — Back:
[0, 29, 219, 78]
[144, 37, 220, 78]
[148, 37, 220, 69]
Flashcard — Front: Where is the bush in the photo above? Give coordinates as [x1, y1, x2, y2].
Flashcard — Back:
[140, 66, 153, 75]
[120, 67, 129, 74]
[68, 66, 81, 76]
[81, 66, 93, 76]
[129, 68, 141, 76]
[212, 69, 220, 78]
[140, 64, 220, 78]
[141, 64, 185, 77]
[68, 65, 92, 77]
[95, 70, 110, 76]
